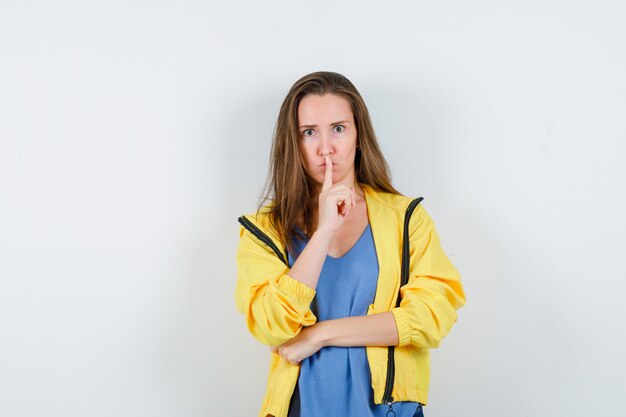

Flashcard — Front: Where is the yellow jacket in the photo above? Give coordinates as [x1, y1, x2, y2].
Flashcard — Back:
[235, 184, 466, 417]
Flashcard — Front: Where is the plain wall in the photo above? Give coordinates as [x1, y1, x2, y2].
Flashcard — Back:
[1, 1, 625, 416]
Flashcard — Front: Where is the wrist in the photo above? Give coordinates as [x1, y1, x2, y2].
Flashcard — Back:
[311, 228, 334, 245]
[313, 321, 331, 348]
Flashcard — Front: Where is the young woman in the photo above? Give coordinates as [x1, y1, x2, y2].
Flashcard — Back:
[235, 71, 466, 417]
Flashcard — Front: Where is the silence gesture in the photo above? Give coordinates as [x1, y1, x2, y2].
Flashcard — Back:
[316, 156, 356, 234]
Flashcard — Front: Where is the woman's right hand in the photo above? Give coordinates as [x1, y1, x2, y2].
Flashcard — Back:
[316, 156, 356, 235]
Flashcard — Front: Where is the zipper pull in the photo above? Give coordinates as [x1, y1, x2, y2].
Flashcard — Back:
[385, 402, 396, 417]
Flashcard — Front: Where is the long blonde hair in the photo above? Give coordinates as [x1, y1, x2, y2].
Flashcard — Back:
[259, 71, 400, 255]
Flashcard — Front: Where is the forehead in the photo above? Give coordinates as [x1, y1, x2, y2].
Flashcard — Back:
[297, 94, 354, 124]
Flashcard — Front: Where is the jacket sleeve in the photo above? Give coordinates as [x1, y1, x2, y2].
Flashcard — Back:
[390, 204, 466, 349]
[234, 225, 317, 347]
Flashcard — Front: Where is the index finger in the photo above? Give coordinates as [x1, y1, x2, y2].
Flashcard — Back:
[322, 156, 333, 192]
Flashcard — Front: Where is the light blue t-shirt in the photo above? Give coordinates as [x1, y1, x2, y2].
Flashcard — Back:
[286, 224, 421, 417]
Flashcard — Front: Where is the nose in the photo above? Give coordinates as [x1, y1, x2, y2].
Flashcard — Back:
[318, 132, 333, 156]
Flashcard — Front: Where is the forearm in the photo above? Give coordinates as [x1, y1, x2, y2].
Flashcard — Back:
[315, 312, 399, 347]
[287, 229, 333, 290]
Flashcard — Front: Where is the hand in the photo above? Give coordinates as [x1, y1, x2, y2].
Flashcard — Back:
[269, 325, 323, 365]
[317, 156, 356, 234]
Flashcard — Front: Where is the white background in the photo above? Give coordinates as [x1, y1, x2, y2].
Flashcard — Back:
[1, 1, 625, 416]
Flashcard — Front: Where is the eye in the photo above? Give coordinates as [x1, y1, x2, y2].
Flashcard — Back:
[302, 129, 314, 137]
[333, 125, 345, 133]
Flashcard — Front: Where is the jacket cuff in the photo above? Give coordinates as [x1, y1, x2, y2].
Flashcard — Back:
[277, 274, 316, 305]
[391, 307, 412, 347]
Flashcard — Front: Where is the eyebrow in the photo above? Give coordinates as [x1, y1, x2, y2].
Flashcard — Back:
[298, 120, 351, 129]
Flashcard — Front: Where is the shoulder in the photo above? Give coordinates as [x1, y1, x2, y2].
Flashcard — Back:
[240, 204, 272, 224]
[238, 204, 283, 243]
[362, 184, 432, 229]
[362, 183, 423, 212]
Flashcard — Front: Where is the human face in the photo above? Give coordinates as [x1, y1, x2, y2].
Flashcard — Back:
[297, 94, 358, 192]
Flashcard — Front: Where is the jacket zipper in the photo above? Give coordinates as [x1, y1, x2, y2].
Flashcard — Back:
[238, 215, 288, 266]
[380, 197, 423, 405]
